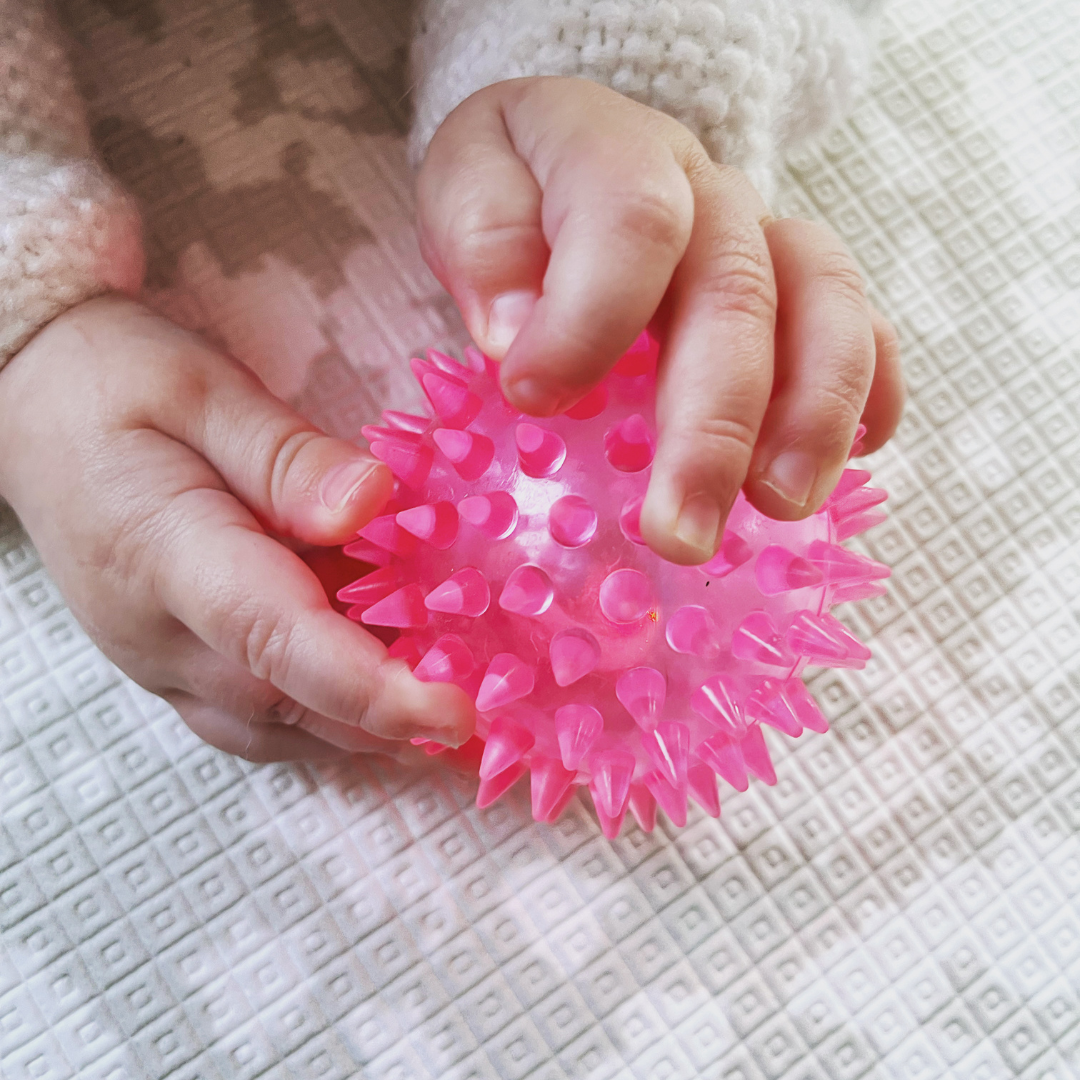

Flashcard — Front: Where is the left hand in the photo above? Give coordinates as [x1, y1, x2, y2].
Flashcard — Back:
[416, 77, 904, 566]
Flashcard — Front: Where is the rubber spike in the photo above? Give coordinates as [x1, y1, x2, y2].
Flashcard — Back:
[550, 630, 601, 687]
[739, 724, 777, 785]
[781, 678, 829, 733]
[357, 513, 419, 557]
[341, 538, 392, 567]
[755, 546, 824, 595]
[696, 732, 749, 791]
[478, 716, 535, 780]
[746, 678, 802, 737]
[604, 414, 655, 472]
[387, 636, 422, 668]
[426, 348, 467, 376]
[566, 384, 608, 419]
[422, 370, 483, 428]
[691, 675, 746, 736]
[665, 606, 722, 659]
[336, 566, 401, 607]
[549, 496, 598, 548]
[588, 750, 634, 832]
[641, 722, 688, 789]
[499, 565, 554, 617]
[806, 541, 891, 587]
[786, 611, 872, 668]
[687, 763, 721, 817]
[432, 428, 495, 480]
[476, 763, 527, 808]
[475, 654, 535, 712]
[531, 757, 576, 821]
[731, 611, 796, 667]
[643, 769, 688, 827]
[413, 635, 475, 684]
[555, 704, 603, 771]
[462, 345, 486, 373]
[700, 533, 753, 578]
[396, 502, 459, 550]
[424, 567, 491, 617]
[457, 492, 519, 540]
[615, 667, 666, 733]
[382, 410, 430, 433]
[368, 437, 433, 490]
[516, 423, 566, 478]
[628, 783, 658, 832]
[360, 584, 428, 629]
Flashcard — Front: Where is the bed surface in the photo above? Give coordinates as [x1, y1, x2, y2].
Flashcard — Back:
[2, 1, 1079, 1077]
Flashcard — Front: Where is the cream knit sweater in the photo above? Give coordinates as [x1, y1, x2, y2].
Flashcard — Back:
[0, 0, 878, 370]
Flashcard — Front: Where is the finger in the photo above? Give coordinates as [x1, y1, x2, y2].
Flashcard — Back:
[639, 164, 777, 565]
[418, 86, 548, 360]
[425, 79, 695, 415]
[859, 306, 905, 454]
[744, 217, 876, 520]
[150, 456, 475, 746]
[166, 691, 350, 762]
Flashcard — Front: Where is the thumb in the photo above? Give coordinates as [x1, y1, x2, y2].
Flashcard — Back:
[417, 83, 547, 362]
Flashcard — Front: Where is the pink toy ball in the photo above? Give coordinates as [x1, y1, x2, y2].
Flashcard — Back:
[341, 331, 889, 837]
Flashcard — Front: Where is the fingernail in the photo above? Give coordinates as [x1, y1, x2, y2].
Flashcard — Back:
[674, 494, 722, 560]
[416, 726, 465, 749]
[320, 460, 379, 513]
[486, 290, 538, 357]
[762, 451, 817, 508]
[504, 376, 562, 416]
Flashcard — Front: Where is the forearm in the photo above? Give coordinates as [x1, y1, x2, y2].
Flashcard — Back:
[0, 0, 143, 368]
[410, 0, 880, 202]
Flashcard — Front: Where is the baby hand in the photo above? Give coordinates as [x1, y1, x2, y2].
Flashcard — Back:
[418, 77, 904, 565]
[0, 298, 474, 761]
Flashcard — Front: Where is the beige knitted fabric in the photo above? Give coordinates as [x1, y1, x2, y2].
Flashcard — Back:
[411, 0, 878, 201]
[0, 1, 143, 366]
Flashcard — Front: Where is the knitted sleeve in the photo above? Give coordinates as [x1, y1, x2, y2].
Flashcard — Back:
[410, 0, 880, 203]
[0, 1, 143, 368]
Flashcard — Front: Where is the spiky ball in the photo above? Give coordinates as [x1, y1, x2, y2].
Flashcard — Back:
[341, 332, 889, 836]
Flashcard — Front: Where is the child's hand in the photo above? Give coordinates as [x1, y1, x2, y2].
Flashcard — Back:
[418, 77, 904, 565]
[0, 297, 474, 761]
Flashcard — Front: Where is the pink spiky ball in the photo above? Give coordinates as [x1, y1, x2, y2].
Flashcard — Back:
[340, 332, 889, 837]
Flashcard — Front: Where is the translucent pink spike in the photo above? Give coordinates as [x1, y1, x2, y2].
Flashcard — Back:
[628, 783, 658, 832]
[550, 629, 601, 687]
[691, 675, 746, 736]
[345, 605, 365, 623]
[432, 428, 495, 481]
[615, 667, 666, 733]
[746, 678, 802, 737]
[731, 611, 796, 667]
[409, 355, 455, 387]
[600, 569, 653, 624]
[666, 605, 722, 660]
[700, 533, 753, 578]
[739, 725, 777, 784]
[604, 414, 656, 472]
[835, 509, 888, 541]
[755, 546, 824, 595]
[549, 496, 598, 548]
[396, 502, 459, 550]
[475, 653, 535, 712]
[499, 564, 554, 617]
[829, 581, 888, 604]
[588, 749, 634, 822]
[342, 538, 392, 567]
[457, 492, 519, 540]
[531, 757, 576, 822]
[806, 540, 890, 586]
[787, 611, 871, 668]
[424, 567, 490, 617]
[382, 410, 429, 434]
[641, 721, 689, 789]
[426, 348, 465, 376]
[556, 704, 603, 771]
[336, 566, 401, 606]
[516, 423, 567, 478]
[413, 634, 475, 684]
[476, 763, 526, 808]
[462, 345, 486, 373]
[828, 486, 888, 540]
[566, 384, 608, 420]
[687, 763, 721, 817]
[613, 329, 659, 377]
[619, 497, 646, 545]
[643, 770, 687, 827]
[360, 584, 428, 629]
[422, 371, 482, 429]
[388, 636, 422, 668]
[823, 469, 872, 508]
[479, 716, 535, 780]
[780, 678, 829, 733]
[369, 437, 433, 489]
[849, 423, 867, 458]
[697, 732, 748, 791]
[361, 424, 419, 445]
[358, 513, 419, 556]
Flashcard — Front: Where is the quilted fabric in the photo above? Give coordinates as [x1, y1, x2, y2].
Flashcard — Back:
[2, 0, 1079, 1078]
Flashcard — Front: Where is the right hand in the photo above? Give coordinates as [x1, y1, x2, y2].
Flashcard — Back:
[0, 296, 475, 762]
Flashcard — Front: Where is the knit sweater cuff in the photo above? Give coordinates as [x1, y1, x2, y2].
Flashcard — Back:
[0, 0, 144, 369]
[410, 0, 876, 203]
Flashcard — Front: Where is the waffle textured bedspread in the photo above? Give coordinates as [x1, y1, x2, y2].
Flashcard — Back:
[2, 1, 1080, 1078]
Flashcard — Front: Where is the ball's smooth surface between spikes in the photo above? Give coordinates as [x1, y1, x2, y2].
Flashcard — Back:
[341, 330, 889, 834]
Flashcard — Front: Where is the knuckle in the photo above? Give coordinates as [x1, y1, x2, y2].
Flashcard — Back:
[699, 245, 777, 325]
[609, 185, 691, 254]
[257, 425, 321, 511]
[873, 313, 901, 364]
[815, 251, 868, 305]
[687, 414, 759, 465]
[234, 603, 297, 685]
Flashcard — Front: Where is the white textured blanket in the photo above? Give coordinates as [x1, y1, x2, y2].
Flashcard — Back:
[2, 0, 1079, 1077]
